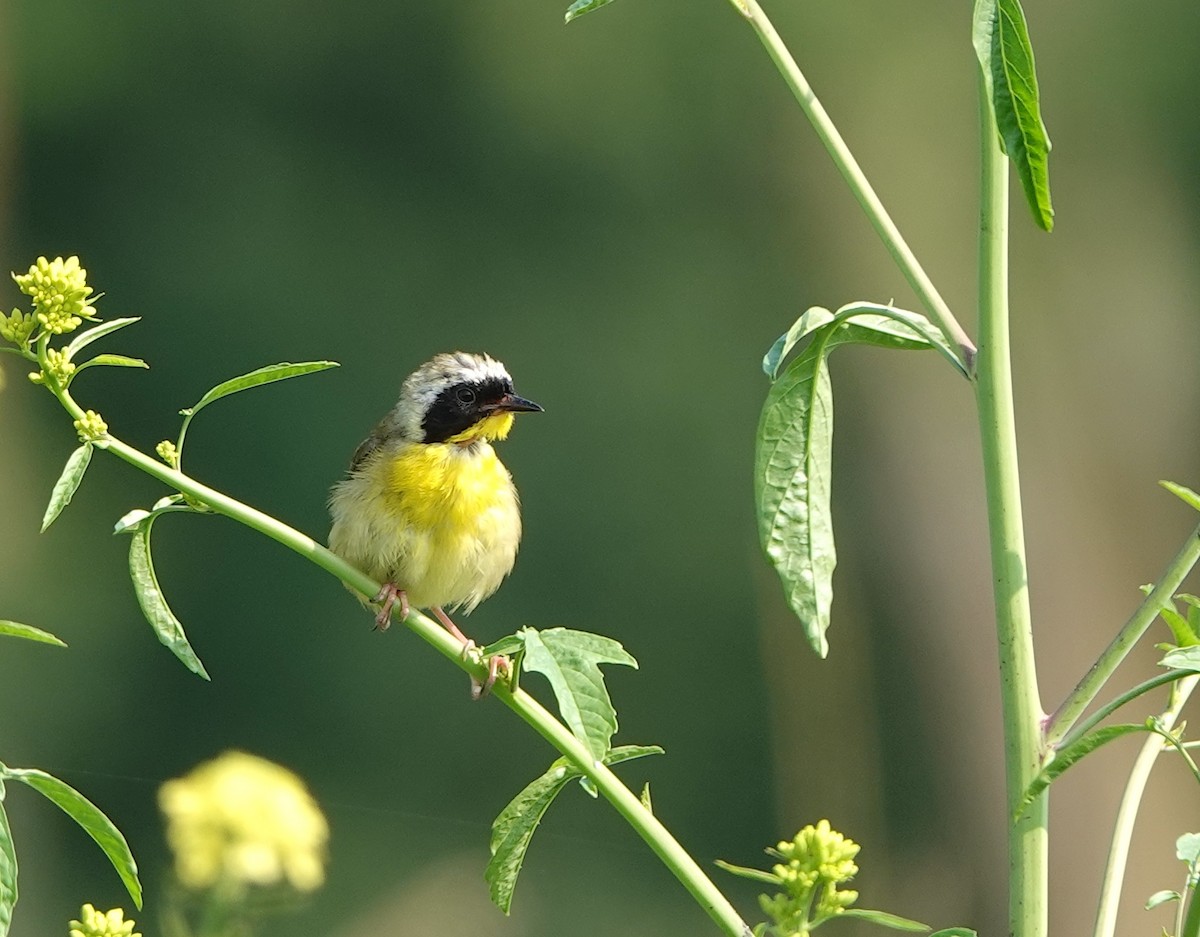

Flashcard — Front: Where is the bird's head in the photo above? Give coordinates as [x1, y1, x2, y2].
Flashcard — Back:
[389, 352, 543, 445]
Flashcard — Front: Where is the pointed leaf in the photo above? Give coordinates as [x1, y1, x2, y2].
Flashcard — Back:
[1162, 481, 1200, 513]
[565, 0, 616, 23]
[519, 627, 637, 760]
[1160, 607, 1200, 648]
[1015, 724, 1147, 821]
[124, 513, 210, 679]
[756, 305, 964, 657]
[714, 859, 782, 886]
[4, 768, 141, 908]
[487, 758, 576, 914]
[1145, 890, 1180, 911]
[972, 0, 1054, 230]
[838, 908, 930, 932]
[184, 361, 339, 415]
[485, 743, 661, 915]
[0, 784, 16, 937]
[41, 444, 92, 532]
[929, 930, 978, 937]
[63, 317, 141, 358]
[74, 354, 149, 374]
[0, 621, 66, 647]
[639, 782, 652, 812]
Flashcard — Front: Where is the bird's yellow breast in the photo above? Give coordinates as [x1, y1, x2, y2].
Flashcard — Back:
[328, 437, 522, 613]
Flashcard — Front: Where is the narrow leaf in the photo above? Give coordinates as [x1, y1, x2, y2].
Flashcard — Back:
[41, 444, 92, 532]
[1162, 481, 1200, 513]
[972, 0, 1054, 230]
[64, 317, 141, 358]
[1015, 724, 1147, 821]
[838, 908, 930, 932]
[756, 305, 962, 657]
[124, 514, 210, 680]
[639, 782, 652, 812]
[0, 621, 66, 647]
[565, 0, 616, 23]
[74, 354, 149, 373]
[4, 768, 141, 908]
[714, 859, 782, 886]
[185, 361, 339, 416]
[1160, 607, 1200, 647]
[929, 930, 979, 937]
[1145, 890, 1180, 911]
[605, 744, 664, 765]
[0, 785, 16, 937]
[520, 627, 637, 760]
[487, 758, 577, 914]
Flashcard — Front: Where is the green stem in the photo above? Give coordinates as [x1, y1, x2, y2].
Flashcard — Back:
[975, 75, 1046, 937]
[1092, 675, 1198, 937]
[46, 386, 752, 937]
[1056, 670, 1193, 754]
[1045, 522, 1200, 749]
[732, 0, 977, 373]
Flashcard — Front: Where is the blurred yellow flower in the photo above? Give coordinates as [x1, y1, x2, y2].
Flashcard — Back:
[159, 750, 329, 892]
[68, 904, 140, 937]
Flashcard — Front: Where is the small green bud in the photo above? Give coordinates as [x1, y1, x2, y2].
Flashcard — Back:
[156, 439, 179, 468]
[13, 255, 96, 335]
[73, 409, 108, 441]
[0, 308, 36, 345]
[42, 347, 77, 384]
[68, 904, 141, 937]
[756, 820, 862, 935]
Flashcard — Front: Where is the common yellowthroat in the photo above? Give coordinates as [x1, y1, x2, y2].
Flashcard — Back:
[328, 352, 542, 688]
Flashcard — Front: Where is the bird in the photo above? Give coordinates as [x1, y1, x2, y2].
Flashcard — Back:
[328, 351, 542, 695]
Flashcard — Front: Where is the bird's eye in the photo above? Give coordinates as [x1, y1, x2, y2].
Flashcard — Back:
[455, 386, 476, 404]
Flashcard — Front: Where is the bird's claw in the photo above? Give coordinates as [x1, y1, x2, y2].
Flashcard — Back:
[371, 583, 408, 631]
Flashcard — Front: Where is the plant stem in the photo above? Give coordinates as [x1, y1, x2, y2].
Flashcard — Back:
[731, 0, 977, 373]
[1045, 522, 1200, 749]
[63, 418, 752, 935]
[1092, 675, 1198, 937]
[1056, 670, 1192, 753]
[975, 75, 1047, 937]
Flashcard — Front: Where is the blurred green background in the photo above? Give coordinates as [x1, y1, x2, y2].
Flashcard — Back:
[1, 1, 1199, 934]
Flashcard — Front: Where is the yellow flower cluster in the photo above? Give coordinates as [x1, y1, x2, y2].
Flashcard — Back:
[0, 308, 35, 345]
[73, 409, 109, 441]
[159, 750, 329, 892]
[68, 904, 140, 937]
[12, 255, 96, 335]
[155, 439, 179, 468]
[759, 820, 860, 933]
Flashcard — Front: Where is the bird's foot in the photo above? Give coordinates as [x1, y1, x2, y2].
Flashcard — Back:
[371, 583, 409, 631]
[432, 606, 509, 700]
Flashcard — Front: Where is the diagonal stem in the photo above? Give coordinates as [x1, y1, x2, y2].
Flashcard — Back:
[731, 0, 977, 373]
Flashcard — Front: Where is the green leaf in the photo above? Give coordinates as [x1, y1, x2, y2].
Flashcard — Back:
[838, 908, 930, 932]
[519, 627, 637, 760]
[176, 361, 339, 462]
[4, 768, 141, 909]
[756, 304, 958, 657]
[0, 621, 66, 647]
[639, 782, 652, 812]
[714, 859, 781, 886]
[486, 744, 662, 915]
[972, 0, 1054, 231]
[1160, 606, 1200, 647]
[1014, 724, 1147, 821]
[0, 783, 16, 937]
[1162, 481, 1200, 513]
[564, 0, 616, 23]
[929, 930, 979, 937]
[1161, 647, 1200, 672]
[74, 354, 149, 374]
[487, 757, 576, 914]
[41, 443, 92, 532]
[63, 317, 141, 358]
[1146, 890, 1180, 911]
[123, 512, 210, 679]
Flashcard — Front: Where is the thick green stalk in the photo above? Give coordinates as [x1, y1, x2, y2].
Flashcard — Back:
[46, 380, 752, 937]
[1092, 675, 1198, 937]
[1045, 523, 1200, 749]
[731, 0, 977, 373]
[976, 79, 1047, 937]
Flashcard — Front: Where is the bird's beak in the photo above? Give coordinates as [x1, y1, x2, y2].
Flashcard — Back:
[491, 393, 544, 414]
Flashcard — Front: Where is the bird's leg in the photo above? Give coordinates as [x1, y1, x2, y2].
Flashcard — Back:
[371, 583, 409, 631]
[432, 606, 511, 700]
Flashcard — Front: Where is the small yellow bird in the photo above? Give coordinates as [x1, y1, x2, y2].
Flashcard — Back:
[328, 352, 542, 686]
